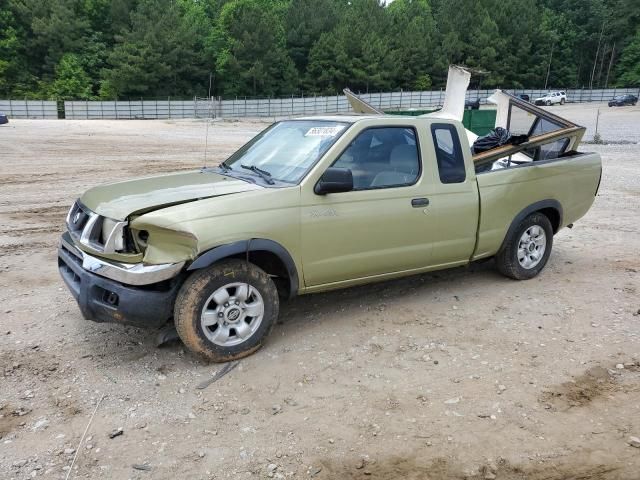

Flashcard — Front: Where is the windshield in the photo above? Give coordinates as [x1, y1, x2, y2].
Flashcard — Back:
[221, 120, 349, 184]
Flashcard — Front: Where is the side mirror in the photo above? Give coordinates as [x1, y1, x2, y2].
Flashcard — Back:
[314, 167, 353, 195]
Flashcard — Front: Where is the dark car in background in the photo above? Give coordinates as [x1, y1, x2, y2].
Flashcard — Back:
[465, 98, 480, 110]
[608, 94, 637, 107]
[518, 94, 530, 102]
[0, 112, 8, 125]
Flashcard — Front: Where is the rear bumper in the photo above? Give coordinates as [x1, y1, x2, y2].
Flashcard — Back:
[58, 233, 182, 328]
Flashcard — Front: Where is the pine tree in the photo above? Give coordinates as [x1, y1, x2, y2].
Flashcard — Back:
[616, 28, 640, 86]
[49, 53, 93, 99]
[212, 0, 298, 96]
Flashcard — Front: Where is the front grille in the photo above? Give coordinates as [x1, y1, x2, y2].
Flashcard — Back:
[67, 202, 91, 236]
[66, 200, 130, 254]
[67, 201, 107, 251]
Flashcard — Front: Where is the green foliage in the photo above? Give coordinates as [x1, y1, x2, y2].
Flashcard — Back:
[48, 53, 93, 99]
[0, 9, 20, 96]
[102, 0, 210, 97]
[414, 74, 432, 91]
[538, 8, 579, 87]
[306, 0, 393, 94]
[0, 0, 638, 99]
[387, 0, 443, 90]
[616, 28, 640, 86]
[212, 0, 298, 96]
[285, 0, 338, 74]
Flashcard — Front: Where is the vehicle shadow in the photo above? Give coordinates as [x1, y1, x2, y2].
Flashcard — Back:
[78, 249, 577, 366]
[77, 258, 502, 364]
[277, 258, 501, 330]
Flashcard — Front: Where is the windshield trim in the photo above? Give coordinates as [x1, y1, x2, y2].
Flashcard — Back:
[220, 119, 352, 187]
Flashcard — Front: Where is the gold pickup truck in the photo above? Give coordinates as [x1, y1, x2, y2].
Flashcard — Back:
[58, 90, 601, 362]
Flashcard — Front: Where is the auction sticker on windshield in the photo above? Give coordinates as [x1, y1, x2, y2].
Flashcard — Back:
[305, 126, 345, 137]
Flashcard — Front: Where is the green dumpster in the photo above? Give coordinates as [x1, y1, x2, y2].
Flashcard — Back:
[462, 109, 496, 136]
[385, 108, 497, 136]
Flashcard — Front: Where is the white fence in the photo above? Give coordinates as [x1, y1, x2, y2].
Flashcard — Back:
[63, 100, 198, 120]
[0, 100, 58, 119]
[1, 88, 638, 119]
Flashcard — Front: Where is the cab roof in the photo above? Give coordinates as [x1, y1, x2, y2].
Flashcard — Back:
[296, 114, 378, 123]
[296, 114, 429, 123]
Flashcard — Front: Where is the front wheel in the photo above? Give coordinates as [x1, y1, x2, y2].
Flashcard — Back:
[174, 259, 279, 362]
[496, 213, 553, 280]
[546, 100, 552, 106]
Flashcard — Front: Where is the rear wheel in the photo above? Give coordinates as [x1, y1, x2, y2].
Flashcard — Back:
[560, 98, 565, 105]
[174, 259, 279, 362]
[496, 213, 553, 280]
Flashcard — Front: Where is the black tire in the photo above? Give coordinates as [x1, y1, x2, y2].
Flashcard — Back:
[174, 259, 279, 362]
[546, 100, 552, 106]
[496, 212, 554, 280]
[560, 98, 565, 105]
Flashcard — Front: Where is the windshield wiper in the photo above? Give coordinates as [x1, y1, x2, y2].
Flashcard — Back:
[240, 164, 275, 185]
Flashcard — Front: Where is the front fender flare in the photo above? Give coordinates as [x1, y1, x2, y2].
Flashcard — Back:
[188, 239, 299, 298]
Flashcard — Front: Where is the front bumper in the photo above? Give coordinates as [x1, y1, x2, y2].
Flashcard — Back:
[58, 232, 183, 328]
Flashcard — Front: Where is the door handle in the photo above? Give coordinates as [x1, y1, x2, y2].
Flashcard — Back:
[411, 198, 429, 208]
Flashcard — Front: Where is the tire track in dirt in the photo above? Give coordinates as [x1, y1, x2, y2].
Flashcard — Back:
[0, 169, 104, 186]
[539, 362, 640, 412]
[315, 455, 621, 480]
[0, 241, 55, 258]
[0, 226, 61, 236]
[0, 206, 70, 239]
[10, 205, 71, 217]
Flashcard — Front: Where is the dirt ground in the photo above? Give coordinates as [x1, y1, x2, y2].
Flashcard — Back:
[1, 103, 639, 480]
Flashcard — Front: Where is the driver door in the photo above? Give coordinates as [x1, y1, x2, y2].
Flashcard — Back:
[299, 123, 435, 288]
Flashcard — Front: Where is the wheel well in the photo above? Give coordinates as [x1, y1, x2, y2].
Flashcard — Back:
[538, 207, 560, 233]
[188, 239, 299, 299]
[229, 250, 291, 297]
[498, 200, 563, 254]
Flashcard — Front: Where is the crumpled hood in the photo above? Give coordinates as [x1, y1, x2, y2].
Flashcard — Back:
[80, 170, 262, 221]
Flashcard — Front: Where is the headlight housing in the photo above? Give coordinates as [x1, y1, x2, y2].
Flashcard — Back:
[101, 218, 126, 252]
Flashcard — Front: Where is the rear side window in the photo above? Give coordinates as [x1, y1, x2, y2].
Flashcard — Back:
[431, 124, 466, 183]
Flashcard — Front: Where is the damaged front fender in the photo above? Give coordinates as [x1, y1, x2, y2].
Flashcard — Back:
[129, 219, 199, 265]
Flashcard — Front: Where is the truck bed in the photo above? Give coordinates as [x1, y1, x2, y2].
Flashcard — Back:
[473, 151, 601, 260]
